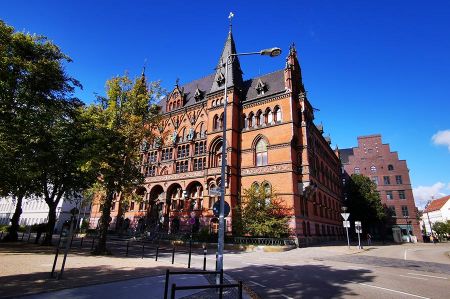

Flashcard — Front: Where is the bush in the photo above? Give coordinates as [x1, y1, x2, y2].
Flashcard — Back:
[29, 223, 47, 233]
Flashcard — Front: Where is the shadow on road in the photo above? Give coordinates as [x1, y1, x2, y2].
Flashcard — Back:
[229, 263, 374, 298]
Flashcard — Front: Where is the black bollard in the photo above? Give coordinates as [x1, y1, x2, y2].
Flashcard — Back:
[203, 246, 207, 271]
[171, 246, 175, 264]
[50, 233, 63, 278]
[215, 252, 218, 271]
[70, 234, 75, 248]
[164, 269, 170, 299]
[126, 241, 129, 256]
[188, 240, 192, 268]
[155, 244, 159, 261]
[0, 231, 3, 240]
[141, 241, 145, 259]
[80, 237, 84, 248]
[91, 237, 95, 251]
[170, 283, 176, 299]
[27, 233, 31, 242]
[238, 281, 243, 299]
[21, 232, 25, 241]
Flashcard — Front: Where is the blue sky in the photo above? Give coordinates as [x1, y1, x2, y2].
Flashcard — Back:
[2, 0, 449, 207]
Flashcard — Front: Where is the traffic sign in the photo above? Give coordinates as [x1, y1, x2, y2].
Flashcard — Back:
[209, 187, 222, 196]
[213, 201, 230, 217]
[343, 221, 350, 228]
[340, 213, 350, 220]
[355, 221, 362, 233]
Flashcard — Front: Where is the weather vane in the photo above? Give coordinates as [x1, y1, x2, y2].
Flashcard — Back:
[228, 12, 234, 29]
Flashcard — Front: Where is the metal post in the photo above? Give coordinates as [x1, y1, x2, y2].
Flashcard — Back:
[238, 281, 243, 299]
[27, 232, 31, 242]
[126, 240, 129, 256]
[345, 227, 350, 249]
[50, 235, 63, 278]
[155, 243, 159, 261]
[219, 268, 224, 298]
[216, 252, 218, 271]
[217, 55, 230, 285]
[70, 234, 74, 248]
[91, 237, 95, 251]
[170, 283, 176, 299]
[164, 269, 169, 299]
[80, 237, 84, 248]
[203, 246, 207, 270]
[427, 212, 435, 244]
[58, 217, 76, 280]
[171, 246, 175, 264]
[0, 231, 3, 240]
[141, 240, 145, 259]
[188, 240, 192, 268]
[357, 231, 361, 249]
[21, 232, 25, 241]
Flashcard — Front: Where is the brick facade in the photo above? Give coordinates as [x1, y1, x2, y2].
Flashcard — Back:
[340, 134, 421, 238]
[90, 30, 345, 243]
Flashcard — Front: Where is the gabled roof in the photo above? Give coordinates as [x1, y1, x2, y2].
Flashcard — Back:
[424, 195, 450, 213]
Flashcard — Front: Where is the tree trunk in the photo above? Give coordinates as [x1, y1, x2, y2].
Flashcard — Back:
[3, 194, 24, 242]
[41, 203, 57, 246]
[95, 189, 114, 254]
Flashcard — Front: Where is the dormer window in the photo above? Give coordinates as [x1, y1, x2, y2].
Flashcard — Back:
[255, 79, 267, 95]
[194, 88, 203, 101]
[216, 72, 225, 87]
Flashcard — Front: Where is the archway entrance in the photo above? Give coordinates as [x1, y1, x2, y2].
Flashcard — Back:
[148, 185, 164, 230]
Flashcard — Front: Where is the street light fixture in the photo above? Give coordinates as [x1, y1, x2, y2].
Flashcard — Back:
[217, 46, 281, 280]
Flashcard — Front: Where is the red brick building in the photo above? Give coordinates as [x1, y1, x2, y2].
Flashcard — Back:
[90, 29, 344, 244]
[339, 135, 421, 239]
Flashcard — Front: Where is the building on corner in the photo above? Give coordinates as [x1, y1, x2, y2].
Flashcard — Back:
[90, 28, 345, 245]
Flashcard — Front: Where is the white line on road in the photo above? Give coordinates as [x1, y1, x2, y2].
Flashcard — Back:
[281, 295, 294, 299]
[404, 249, 408, 260]
[398, 274, 428, 281]
[249, 281, 267, 288]
[407, 272, 448, 280]
[347, 281, 430, 299]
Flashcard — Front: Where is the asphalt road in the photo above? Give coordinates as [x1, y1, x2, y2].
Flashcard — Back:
[168, 243, 450, 299]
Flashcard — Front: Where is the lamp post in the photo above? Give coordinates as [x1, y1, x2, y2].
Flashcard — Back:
[217, 46, 281, 281]
[424, 200, 435, 244]
[341, 206, 350, 249]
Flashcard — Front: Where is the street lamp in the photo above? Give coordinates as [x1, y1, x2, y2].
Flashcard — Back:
[217, 46, 281, 280]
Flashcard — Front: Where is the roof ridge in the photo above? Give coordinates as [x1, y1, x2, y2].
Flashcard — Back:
[244, 69, 284, 82]
[179, 73, 215, 88]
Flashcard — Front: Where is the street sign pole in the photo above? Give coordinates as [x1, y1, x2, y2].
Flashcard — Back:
[355, 221, 362, 249]
[341, 212, 350, 249]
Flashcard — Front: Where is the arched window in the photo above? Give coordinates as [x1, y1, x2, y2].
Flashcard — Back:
[251, 182, 260, 191]
[219, 113, 224, 129]
[256, 110, 263, 126]
[213, 115, 219, 130]
[242, 114, 248, 129]
[266, 108, 273, 124]
[388, 164, 394, 171]
[370, 165, 376, 173]
[274, 106, 282, 123]
[251, 113, 256, 128]
[354, 167, 360, 174]
[169, 103, 173, 111]
[248, 112, 254, 127]
[255, 139, 268, 166]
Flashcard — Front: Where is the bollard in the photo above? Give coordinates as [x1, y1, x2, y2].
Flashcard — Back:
[21, 232, 25, 241]
[171, 246, 175, 264]
[0, 231, 3, 240]
[164, 269, 169, 299]
[50, 233, 63, 278]
[188, 240, 192, 268]
[70, 234, 75, 248]
[238, 281, 243, 299]
[215, 252, 218, 271]
[203, 246, 207, 271]
[155, 244, 159, 261]
[219, 268, 224, 299]
[141, 240, 145, 259]
[27, 233, 32, 243]
[126, 241, 129, 256]
[170, 283, 176, 299]
[80, 237, 84, 248]
[91, 237, 95, 251]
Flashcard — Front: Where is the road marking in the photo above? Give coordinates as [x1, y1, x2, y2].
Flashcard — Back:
[281, 295, 294, 299]
[347, 281, 430, 299]
[404, 249, 408, 260]
[407, 273, 448, 280]
[399, 274, 428, 281]
[249, 280, 267, 287]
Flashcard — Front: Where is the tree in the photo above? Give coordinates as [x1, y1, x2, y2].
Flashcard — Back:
[82, 72, 162, 254]
[432, 221, 450, 239]
[235, 185, 292, 238]
[0, 20, 82, 241]
[345, 174, 385, 235]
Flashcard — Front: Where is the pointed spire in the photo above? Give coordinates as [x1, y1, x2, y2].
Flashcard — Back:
[210, 13, 244, 93]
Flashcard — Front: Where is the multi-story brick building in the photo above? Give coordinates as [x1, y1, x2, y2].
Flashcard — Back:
[90, 29, 344, 244]
[339, 134, 421, 240]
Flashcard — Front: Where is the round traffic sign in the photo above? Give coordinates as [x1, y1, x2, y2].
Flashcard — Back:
[213, 201, 230, 217]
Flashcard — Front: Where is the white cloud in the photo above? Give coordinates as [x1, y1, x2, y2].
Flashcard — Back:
[413, 182, 449, 209]
[432, 130, 450, 151]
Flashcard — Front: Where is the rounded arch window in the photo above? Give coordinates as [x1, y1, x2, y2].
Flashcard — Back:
[370, 165, 376, 173]
[388, 164, 394, 171]
[255, 138, 268, 166]
[274, 106, 282, 122]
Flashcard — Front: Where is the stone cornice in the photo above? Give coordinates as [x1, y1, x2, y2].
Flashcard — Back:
[241, 163, 293, 176]
[242, 92, 290, 109]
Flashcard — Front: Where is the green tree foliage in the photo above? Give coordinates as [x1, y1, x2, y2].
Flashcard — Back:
[235, 185, 291, 238]
[81, 73, 162, 254]
[432, 221, 450, 239]
[0, 20, 86, 242]
[345, 174, 385, 235]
